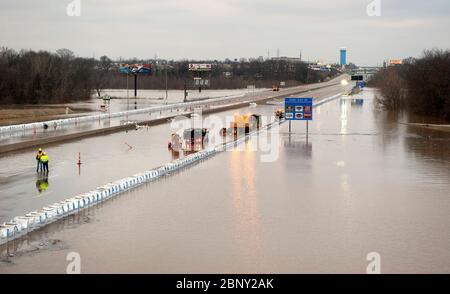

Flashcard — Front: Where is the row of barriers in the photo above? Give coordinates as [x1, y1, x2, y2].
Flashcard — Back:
[0, 94, 248, 134]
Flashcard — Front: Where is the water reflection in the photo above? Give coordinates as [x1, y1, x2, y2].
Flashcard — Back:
[229, 142, 261, 259]
[351, 98, 364, 106]
[35, 176, 49, 193]
[340, 99, 350, 134]
[373, 108, 404, 148]
[283, 134, 312, 157]
[404, 125, 450, 165]
[0, 209, 92, 263]
[373, 106, 450, 164]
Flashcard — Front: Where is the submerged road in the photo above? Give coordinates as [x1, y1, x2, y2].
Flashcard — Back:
[1, 88, 450, 273]
[0, 79, 352, 223]
[0, 76, 346, 149]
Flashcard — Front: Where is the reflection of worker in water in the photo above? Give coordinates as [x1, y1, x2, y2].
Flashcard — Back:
[36, 148, 44, 173]
[40, 152, 49, 174]
[36, 177, 49, 193]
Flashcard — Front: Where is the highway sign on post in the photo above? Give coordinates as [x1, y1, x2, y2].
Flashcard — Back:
[351, 75, 364, 81]
[284, 98, 313, 121]
[119, 63, 151, 74]
[188, 64, 212, 71]
[285, 97, 313, 139]
[389, 59, 403, 65]
[194, 78, 209, 86]
[118, 63, 152, 108]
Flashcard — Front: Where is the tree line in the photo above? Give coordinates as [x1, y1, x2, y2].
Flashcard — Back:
[368, 49, 450, 121]
[0, 48, 96, 104]
[0, 47, 339, 104]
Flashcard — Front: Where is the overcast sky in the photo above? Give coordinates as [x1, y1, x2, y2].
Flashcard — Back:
[0, 0, 449, 65]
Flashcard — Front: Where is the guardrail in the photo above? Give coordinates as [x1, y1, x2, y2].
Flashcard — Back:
[0, 93, 247, 134]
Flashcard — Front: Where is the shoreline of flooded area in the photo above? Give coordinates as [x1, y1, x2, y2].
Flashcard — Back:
[1, 88, 449, 273]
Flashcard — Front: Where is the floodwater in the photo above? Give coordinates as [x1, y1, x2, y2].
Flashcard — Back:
[0, 93, 248, 146]
[0, 106, 273, 223]
[1, 88, 449, 273]
[96, 88, 269, 112]
[0, 81, 351, 223]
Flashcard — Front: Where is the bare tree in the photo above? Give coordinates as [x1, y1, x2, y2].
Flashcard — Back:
[93, 55, 113, 96]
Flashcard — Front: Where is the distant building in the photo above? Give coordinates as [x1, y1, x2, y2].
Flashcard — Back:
[340, 47, 347, 66]
[271, 56, 302, 63]
[388, 59, 403, 66]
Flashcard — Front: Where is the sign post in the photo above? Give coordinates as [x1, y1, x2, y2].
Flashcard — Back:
[119, 64, 152, 111]
[284, 97, 313, 138]
[189, 64, 212, 93]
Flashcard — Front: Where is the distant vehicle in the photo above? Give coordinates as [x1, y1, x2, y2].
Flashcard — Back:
[123, 120, 138, 126]
[275, 109, 285, 119]
[230, 113, 261, 136]
[249, 102, 257, 107]
[183, 128, 209, 152]
[272, 85, 280, 91]
[168, 133, 182, 153]
[266, 100, 283, 105]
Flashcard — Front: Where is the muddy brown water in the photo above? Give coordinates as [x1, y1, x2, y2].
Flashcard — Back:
[1, 88, 449, 273]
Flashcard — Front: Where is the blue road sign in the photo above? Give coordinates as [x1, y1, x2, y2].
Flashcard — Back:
[284, 98, 313, 121]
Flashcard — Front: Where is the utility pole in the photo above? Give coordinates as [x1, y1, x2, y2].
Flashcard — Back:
[126, 73, 129, 111]
[184, 80, 188, 103]
[165, 61, 168, 102]
[134, 73, 137, 98]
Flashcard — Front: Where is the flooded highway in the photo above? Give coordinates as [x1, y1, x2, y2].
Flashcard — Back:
[1, 88, 449, 273]
[0, 79, 340, 147]
[0, 80, 351, 223]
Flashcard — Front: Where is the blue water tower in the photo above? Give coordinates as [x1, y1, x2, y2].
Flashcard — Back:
[340, 47, 347, 66]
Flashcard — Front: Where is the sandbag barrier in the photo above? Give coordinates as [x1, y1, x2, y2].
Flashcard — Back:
[0, 93, 342, 245]
[0, 94, 248, 134]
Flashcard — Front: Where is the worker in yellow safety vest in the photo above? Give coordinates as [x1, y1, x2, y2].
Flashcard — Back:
[36, 148, 44, 172]
[40, 152, 49, 173]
